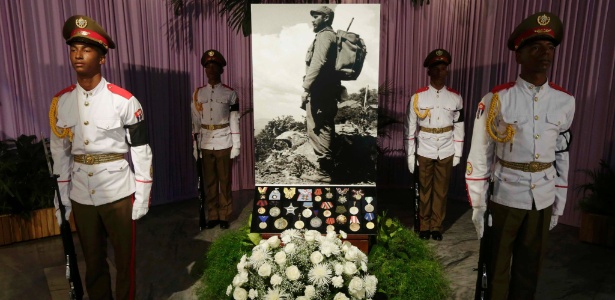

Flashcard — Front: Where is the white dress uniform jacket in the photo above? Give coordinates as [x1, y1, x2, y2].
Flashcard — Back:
[191, 83, 240, 150]
[50, 78, 153, 211]
[465, 77, 575, 215]
[405, 85, 464, 159]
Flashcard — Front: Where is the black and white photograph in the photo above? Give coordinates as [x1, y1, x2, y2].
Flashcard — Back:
[252, 4, 381, 186]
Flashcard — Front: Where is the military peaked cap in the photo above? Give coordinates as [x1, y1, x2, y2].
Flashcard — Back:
[423, 49, 452, 68]
[508, 12, 563, 50]
[63, 15, 115, 53]
[201, 49, 227, 68]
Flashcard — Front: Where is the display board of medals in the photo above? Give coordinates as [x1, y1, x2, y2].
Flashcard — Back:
[251, 186, 377, 234]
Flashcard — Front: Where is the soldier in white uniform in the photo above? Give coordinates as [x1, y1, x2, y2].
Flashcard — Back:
[191, 49, 240, 230]
[49, 15, 153, 300]
[405, 49, 464, 241]
[465, 12, 574, 299]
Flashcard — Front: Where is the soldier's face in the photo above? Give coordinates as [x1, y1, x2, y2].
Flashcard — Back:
[427, 63, 449, 82]
[69, 43, 105, 77]
[516, 40, 555, 73]
[205, 62, 223, 80]
[311, 14, 328, 32]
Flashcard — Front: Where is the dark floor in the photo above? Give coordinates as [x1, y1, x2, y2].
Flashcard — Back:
[0, 189, 614, 299]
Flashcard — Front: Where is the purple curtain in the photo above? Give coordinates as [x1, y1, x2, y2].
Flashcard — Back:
[1, 0, 613, 226]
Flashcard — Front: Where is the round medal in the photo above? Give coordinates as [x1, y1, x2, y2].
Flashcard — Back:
[314, 195, 322, 202]
[336, 215, 347, 225]
[270, 207, 280, 217]
[326, 192, 333, 199]
[258, 207, 266, 214]
[259, 222, 267, 229]
[327, 225, 336, 232]
[274, 218, 288, 230]
[323, 210, 331, 217]
[310, 217, 322, 228]
[349, 206, 359, 215]
[364, 204, 374, 213]
[295, 220, 305, 229]
[366, 222, 375, 229]
[302, 209, 313, 218]
[349, 223, 360, 232]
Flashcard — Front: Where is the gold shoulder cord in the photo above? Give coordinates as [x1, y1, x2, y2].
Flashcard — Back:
[486, 93, 515, 143]
[193, 89, 203, 112]
[412, 93, 430, 119]
[49, 96, 73, 142]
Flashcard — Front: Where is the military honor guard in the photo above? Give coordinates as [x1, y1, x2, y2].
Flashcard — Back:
[405, 49, 465, 241]
[49, 15, 153, 300]
[191, 49, 240, 230]
[465, 12, 574, 299]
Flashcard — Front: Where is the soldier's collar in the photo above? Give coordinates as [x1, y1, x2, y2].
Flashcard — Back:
[316, 26, 334, 34]
[516, 76, 549, 92]
[76, 77, 107, 96]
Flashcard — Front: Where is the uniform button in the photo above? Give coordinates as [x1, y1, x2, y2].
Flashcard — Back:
[84, 101, 89, 106]
[84, 140, 89, 145]
[88, 172, 93, 177]
[529, 85, 534, 90]
[84, 121, 89, 125]
[91, 190, 96, 194]
[535, 134, 540, 139]
[535, 154, 540, 159]
[534, 115, 539, 120]
[534, 97, 538, 102]
[531, 184, 536, 190]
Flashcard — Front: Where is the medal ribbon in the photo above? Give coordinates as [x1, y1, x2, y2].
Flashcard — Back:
[336, 188, 349, 195]
[320, 201, 333, 209]
[364, 213, 375, 221]
[326, 217, 335, 225]
[350, 216, 360, 224]
[257, 186, 268, 194]
[256, 199, 268, 207]
[259, 216, 269, 222]
[302, 201, 314, 208]
[314, 188, 323, 195]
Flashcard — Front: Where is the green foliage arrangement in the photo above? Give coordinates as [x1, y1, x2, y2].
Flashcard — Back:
[0, 135, 54, 216]
[368, 214, 451, 300]
[577, 160, 615, 217]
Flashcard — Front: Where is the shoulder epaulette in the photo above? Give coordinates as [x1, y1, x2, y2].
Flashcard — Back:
[107, 84, 133, 100]
[446, 87, 460, 95]
[549, 82, 572, 95]
[491, 82, 516, 94]
[415, 86, 429, 94]
[54, 85, 76, 97]
[222, 84, 235, 91]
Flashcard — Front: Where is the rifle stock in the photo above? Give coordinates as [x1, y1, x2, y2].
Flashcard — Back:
[475, 179, 494, 300]
[194, 134, 207, 230]
[41, 134, 83, 300]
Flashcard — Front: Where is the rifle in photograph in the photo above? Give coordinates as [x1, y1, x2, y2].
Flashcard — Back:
[40, 134, 83, 300]
[475, 178, 494, 300]
[194, 134, 207, 230]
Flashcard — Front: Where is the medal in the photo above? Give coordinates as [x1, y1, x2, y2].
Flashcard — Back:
[270, 206, 281, 217]
[257, 186, 268, 195]
[283, 187, 296, 199]
[269, 188, 281, 200]
[366, 222, 375, 229]
[364, 196, 374, 213]
[285, 203, 297, 215]
[352, 189, 364, 200]
[349, 216, 360, 232]
[258, 207, 266, 214]
[325, 188, 333, 199]
[256, 199, 268, 207]
[295, 216, 305, 229]
[302, 208, 313, 218]
[349, 201, 359, 215]
[310, 210, 322, 228]
[336, 215, 347, 225]
[336, 188, 349, 204]
[298, 189, 312, 201]
[259, 216, 269, 229]
[314, 195, 322, 202]
[323, 210, 331, 217]
[335, 206, 347, 214]
[259, 222, 268, 229]
[337, 195, 347, 204]
[274, 218, 288, 230]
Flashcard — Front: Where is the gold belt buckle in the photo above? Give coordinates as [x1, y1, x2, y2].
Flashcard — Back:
[528, 161, 540, 172]
[85, 154, 95, 165]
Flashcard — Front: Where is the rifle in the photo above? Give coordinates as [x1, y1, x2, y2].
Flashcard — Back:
[194, 134, 207, 230]
[413, 153, 420, 233]
[41, 134, 83, 300]
[475, 178, 494, 300]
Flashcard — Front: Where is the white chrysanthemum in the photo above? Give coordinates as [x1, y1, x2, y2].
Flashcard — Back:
[332, 276, 344, 288]
[345, 247, 361, 262]
[343, 261, 357, 275]
[286, 265, 301, 281]
[334, 263, 344, 275]
[226, 285, 233, 296]
[267, 235, 281, 249]
[333, 292, 350, 300]
[304, 285, 316, 298]
[310, 251, 324, 264]
[304, 230, 318, 243]
[284, 243, 296, 254]
[258, 263, 272, 277]
[359, 251, 368, 264]
[326, 230, 337, 240]
[308, 263, 332, 286]
[232, 270, 249, 287]
[270, 274, 283, 286]
[237, 254, 248, 271]
[339, 230, 347, 239]
[341, 241, 352, 253]
[258, 239, 270, 251]
[319, 240, 340, 257]
[348, 276, 366, 298]
[364, 275, 378, 298]
[274, 251, 287, 265]
[233, 287, 248, 300]
[249, 248, 270, 268]
[248, 288, 258, 299]
[280, 229, 301, 243]
[264, 287, 290, 300]
[361, 261, 368, 272]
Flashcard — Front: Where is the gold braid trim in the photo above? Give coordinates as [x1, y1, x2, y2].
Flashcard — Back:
[486, 93, 515, 143]
[49, 96, 73, 141]
[193, 89, 203, 112]
[412, 93, 430, 119]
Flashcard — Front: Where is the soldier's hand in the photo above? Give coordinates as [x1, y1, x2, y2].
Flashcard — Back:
[55, 206, 71, 226]
[453, 156, 461, 167]
[300, 92, 309, 110]
[230, 147, 240, 159]
[472, 206, 486, 239]
[549, 215, 559, 230]
[407, 154, 416, 174]
[132, 204, 148, 220]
